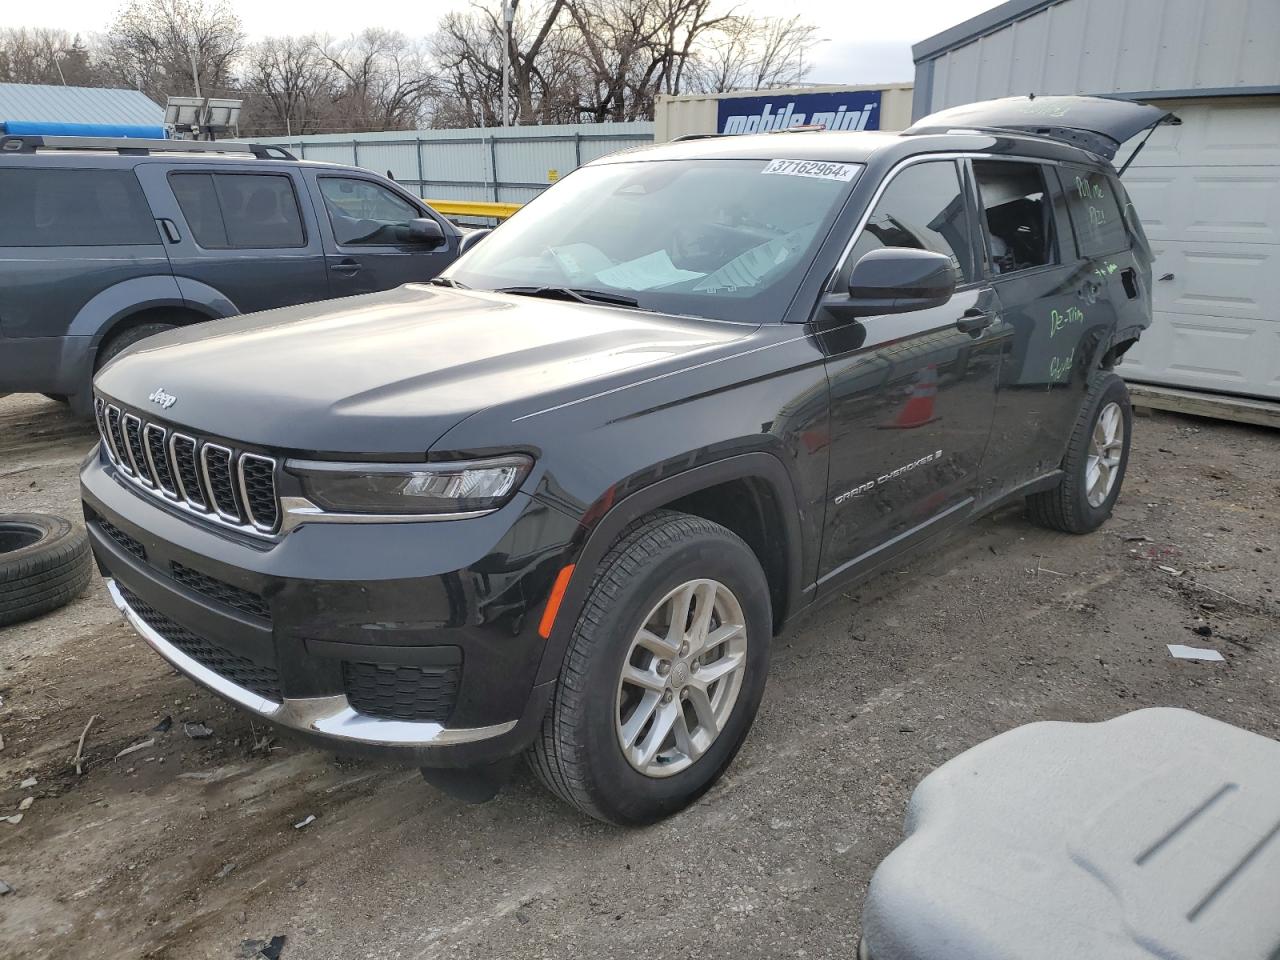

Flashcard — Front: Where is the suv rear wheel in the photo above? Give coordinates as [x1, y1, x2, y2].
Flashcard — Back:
[95, 322, 177, 373]
[529, 510, 771, 824]
[1027, 372, 1132, 534]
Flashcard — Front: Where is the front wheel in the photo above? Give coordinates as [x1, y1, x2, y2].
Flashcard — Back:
[1027, 372, 1133, 534]
[528, 511, 771, 825]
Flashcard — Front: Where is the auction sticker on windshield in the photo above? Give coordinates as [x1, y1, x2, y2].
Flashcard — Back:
[762, 159, 858, 182]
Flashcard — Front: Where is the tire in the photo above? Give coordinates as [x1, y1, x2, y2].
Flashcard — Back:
[95, 322, 176, 373]
[0, 514, 94, 628]
[1027, 372, 1133, 534]
[528, 510, 772, 825]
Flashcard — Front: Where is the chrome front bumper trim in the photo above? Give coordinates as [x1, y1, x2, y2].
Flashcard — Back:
[106, 578, 517, 748]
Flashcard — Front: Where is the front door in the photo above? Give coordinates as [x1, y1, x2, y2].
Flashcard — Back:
[816, 158, 1002, 594]
[308, 173, 457, 295]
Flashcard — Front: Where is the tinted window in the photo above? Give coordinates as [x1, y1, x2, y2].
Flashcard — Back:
[0, 168, 158, 247]
[319, 177, 423, 245]
[1063, 167, 1127, 257]
[973, 160, 1057, 275]
[846, 161, 976, 284]
[170, 172, 305, 249]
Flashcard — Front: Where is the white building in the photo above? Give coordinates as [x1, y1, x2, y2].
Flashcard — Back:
[914, 0, 1280, 404]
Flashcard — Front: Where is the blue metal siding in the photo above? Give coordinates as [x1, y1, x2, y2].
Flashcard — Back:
[0, 83, 163, 127]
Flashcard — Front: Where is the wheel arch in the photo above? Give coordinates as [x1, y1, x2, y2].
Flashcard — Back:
[533, 452, 806, 686]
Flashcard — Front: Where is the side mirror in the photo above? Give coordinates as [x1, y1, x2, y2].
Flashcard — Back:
[407, 217, 445, 245]
[458, 228, 492, 255]
[842, 248, 956, 316]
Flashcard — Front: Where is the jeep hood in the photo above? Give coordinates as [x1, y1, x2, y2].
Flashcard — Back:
[905, 95, 1178, 160]
[93, 285, 751, 455]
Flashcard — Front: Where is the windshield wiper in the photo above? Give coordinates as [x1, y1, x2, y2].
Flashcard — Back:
[428, 276, 468, 289]
[495, 286, 640, 308]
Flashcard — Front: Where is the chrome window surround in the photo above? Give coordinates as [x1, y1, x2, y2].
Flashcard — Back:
[107, 578, 516, 748]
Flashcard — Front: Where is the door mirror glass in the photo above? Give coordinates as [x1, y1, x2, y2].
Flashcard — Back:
[407, 217, 445, 244]
[844, 248, 956, 316]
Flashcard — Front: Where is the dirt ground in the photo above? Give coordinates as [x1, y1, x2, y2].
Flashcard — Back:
[0, 390, 1276, 960]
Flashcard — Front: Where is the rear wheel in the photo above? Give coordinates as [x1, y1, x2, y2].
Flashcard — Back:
[1027, 373, 1132, 534]
[528, 511, 771, 825]
[95, 322, 177, 373]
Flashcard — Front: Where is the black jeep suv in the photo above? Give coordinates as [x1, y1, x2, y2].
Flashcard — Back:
[0, 135, 463, 414]
[81, 96, 1172, 824]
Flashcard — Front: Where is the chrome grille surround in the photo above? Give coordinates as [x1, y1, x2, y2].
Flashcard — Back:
[94, 397, 280, 537]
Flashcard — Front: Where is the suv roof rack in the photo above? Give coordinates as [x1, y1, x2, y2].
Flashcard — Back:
[0, 135, 297, 161]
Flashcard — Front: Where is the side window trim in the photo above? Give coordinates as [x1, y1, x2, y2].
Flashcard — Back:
[829, 155, 981, 292]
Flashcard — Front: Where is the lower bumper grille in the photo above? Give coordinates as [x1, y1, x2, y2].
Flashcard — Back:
[342, 660, 460, 723]
[118, 585, 281, 702]
[170, 561, 271, 622]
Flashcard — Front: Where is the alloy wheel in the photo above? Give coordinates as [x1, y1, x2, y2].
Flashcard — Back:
[615, 578, 748, 778]
[1086, 400, 1125, 507]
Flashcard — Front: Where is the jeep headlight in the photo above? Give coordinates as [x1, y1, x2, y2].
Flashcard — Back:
[286, 455, 532, 515]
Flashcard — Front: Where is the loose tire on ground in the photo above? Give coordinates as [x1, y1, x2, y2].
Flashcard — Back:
[0, 514, 94, 628]
[1027, 372, 1133, 534]
[528, 510, 771, 825]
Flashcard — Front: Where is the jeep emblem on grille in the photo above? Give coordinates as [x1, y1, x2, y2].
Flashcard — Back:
[148, 387, 177, 410]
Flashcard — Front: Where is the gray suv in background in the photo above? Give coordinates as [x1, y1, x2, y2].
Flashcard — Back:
[0, 135, 464, 413]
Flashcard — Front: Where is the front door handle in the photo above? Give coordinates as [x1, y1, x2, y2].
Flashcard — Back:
[331, 259, 362, 275]
[956, 308, 994, 335]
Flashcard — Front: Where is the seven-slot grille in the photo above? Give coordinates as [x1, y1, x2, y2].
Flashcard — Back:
[94, 397, 281, 535]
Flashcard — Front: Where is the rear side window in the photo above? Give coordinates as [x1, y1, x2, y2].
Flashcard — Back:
[973, 160, 1057, 275]
[169, 172, 305, 249]
[845, 160, 977, 284]
[1062, 167, 1127, 256]
[0, 168, 158, 247]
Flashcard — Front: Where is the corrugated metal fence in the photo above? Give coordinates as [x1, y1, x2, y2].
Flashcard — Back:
[259, 122, 654, 205]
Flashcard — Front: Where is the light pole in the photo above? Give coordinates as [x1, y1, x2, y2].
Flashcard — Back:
[798, 37, 832, 86]
[502, 0, 519, 126]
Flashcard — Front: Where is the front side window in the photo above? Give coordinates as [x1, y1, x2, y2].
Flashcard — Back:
[973, 160, 1058, 275]
[0, 168, 158, 247]
[445, 158, 861, 324]
[169, 172, 305, 250]
[1062, 166, 1127, 257]
[318, 177, 422, 245]
[843, 160, 976, 284]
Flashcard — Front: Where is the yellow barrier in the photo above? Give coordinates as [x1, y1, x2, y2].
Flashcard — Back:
[425, 199, 523, 220]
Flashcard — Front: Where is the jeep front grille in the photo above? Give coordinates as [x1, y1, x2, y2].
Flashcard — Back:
[94, 397, 280, 536]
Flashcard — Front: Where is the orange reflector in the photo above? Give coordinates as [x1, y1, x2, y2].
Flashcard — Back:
[538, 564, 576, 639]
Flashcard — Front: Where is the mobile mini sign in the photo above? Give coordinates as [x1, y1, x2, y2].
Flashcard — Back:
[717, 90, 883, 135]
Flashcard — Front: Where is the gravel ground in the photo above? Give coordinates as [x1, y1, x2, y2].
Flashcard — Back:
[0, 391, 1276, 960]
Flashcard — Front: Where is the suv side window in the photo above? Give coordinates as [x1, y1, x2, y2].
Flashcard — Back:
[0, 168, 158, 247]
[972, 160, 1057, 275]
[844, 160, 976, 284]
[169, 172, 306, 249]
[1062, 167, 1128, 257]
[318, 176, 423, 245]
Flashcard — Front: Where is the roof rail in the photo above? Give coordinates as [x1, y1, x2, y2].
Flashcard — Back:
[671, 133, 726, 142]
[0, 135, 297, 161]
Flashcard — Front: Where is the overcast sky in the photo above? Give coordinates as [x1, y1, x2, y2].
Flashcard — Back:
[11, 0, 1005, 85]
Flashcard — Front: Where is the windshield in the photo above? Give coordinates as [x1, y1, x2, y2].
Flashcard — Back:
[444, 158, 862, 323]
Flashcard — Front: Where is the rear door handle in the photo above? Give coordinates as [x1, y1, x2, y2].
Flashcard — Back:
[157, 218, 181, 243]
[331, 259, 361, 275]
[956, 308, 994, 334]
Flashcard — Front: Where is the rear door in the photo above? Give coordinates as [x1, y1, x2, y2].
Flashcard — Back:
[302, 171, 457, 295]
[135, 163, 330, 315]
[816, 158, 1002, 593]
[970, 157, 1109, 500]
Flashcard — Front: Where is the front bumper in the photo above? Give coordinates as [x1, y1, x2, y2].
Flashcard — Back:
[106, 578, 519, 749]
[83, 447, 578, 767]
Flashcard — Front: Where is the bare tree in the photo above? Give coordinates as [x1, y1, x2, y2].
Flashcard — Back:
[318, 29, 437, 131]
[0, 28, 100, 86]
[99, 0, 244, 101]
[240, 35, 334, 136]
[692, 14, 818, 93]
